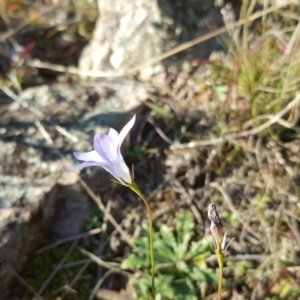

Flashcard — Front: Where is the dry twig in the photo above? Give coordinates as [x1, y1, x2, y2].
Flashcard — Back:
[78, 247, 130, 278]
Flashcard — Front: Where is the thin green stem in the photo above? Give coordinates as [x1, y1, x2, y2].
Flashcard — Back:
[129, 182, 155, 299]
[216, 251, 224, 300]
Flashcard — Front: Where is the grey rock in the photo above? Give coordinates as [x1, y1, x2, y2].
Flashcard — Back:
[79, 0, 218, 78]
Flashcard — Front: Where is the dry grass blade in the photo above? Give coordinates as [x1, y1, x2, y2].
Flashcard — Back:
[35, 228, 102, 254]
[147, 117, 173, 144]
[89, 269, 115, 300]
[78, 247, 130, 278]
[171, 94, 300, 150]
[34, 120, 54, 145]
[27, 59, 117, 77]
[95, 289, 132, 300]
[59, 261, 90, 299]
[78, 178, 135, 248]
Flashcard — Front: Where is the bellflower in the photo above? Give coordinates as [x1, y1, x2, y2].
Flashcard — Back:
[69, 114, 156, 297]
[70, 115, 135, 185]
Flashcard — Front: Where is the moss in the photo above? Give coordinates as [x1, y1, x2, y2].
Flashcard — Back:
[22, 244, 92, 300]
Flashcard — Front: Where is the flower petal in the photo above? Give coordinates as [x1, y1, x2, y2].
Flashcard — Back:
[68, 161, 108, 170]
[94, 133, 118, 164]
[108, 128, 119, 140]
[117, 115, 136, 146]
[103, 163, 132, 184]
[93, 133, 132, 183]
[74, 150, 104, 162]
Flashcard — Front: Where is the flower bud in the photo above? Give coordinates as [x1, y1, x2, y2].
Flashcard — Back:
[208, 203, 224, 251]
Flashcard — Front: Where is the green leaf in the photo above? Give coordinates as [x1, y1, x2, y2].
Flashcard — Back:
[176, 211, 195, 240]
[130, 277, 151, 299]
[176, 211, 194, 259]
[186, 239, 211, 260]
[173, 278, 198, 300]
[130, 275, 175, 300]
[175, 260, 189, 273]
[156, 275, 175, 299]
[155, 238, 176, 259]
[123, 211, 217, 300]
[134, 235, 149, 249]
[159, 224, 177, 253]
[121, 252, 149, 270]
[184, 265, 217, 284]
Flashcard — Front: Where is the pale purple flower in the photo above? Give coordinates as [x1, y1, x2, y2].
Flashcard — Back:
[71, 115, 135, 185]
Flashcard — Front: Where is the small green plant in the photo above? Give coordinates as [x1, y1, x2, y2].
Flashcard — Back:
[122, 211, 217, 299]
[86, 208, 103, 231]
